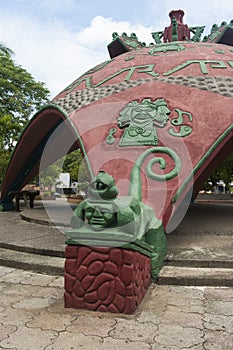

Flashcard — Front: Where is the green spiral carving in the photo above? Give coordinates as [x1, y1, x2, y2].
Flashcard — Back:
[129, 147, 181, 201]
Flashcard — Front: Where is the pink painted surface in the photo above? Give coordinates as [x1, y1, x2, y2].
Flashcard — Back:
[1, 41, 232, 231]
[54, 42, 233, 229]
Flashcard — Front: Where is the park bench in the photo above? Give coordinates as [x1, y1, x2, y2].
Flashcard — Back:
[9, 190, 40, 211]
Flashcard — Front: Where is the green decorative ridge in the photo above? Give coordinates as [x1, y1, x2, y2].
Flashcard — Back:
[203, 20, 233, 43]
[107, 32, 147, 58]
[107, 11, 233, 59]
[163, 60, 228, 76]
[189, 26, 205, 42]
[151, 31, 163, 44]
[151, 26, 206, 44]
[148, 43, 185, 55]
[42, 105, 95, 180]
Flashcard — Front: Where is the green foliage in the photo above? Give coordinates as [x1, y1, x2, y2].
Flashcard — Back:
[62, 149, 91, 183]
[0, 43, 50, 185]
[203, 153, 233, 192]
[0, 150, 11, 183]
[0, 42, 14, 56]
[39, 163, 62, 188]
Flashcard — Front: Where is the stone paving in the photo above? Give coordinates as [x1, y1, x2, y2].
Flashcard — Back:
[0, 200, 232, 348]
[1, 265, 233, 350]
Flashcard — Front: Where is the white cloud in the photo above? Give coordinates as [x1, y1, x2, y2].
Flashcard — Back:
[0, 13, 154, 98]
[77, 15, 154, 49]
[33, 0, 80, 13]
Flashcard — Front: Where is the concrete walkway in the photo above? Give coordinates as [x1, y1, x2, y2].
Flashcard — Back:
[0, 199, 232, 284]
[1, 265, 233, 349]
[0, 199, 233, 349]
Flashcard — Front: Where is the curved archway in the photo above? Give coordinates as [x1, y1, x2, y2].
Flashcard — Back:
[0, 105, 83, 210]
[172, 125, 233, 203]
[1, 100, 231, 235]
[165, 126, 232, 232]
[192, 130, 233, 198]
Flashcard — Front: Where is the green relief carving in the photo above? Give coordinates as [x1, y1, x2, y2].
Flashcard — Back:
[151, 31, 163, 44]
[125, 55, 135, 61]
[82, 60, 113, 76]
[117, 98, 170, 146]
[204, 22, 227, 43]
[112, 32, 146, 50]
[63, 76, 93, 93]
[106, 128, 117, 145]
[148, 43, 185, 55]
[208, 30, 220, 41]
[105, 101, 193, 148]
[205, 23, 221, 42]
[124, 40, 139, 48]
[169, 125, 192, 137]
[61, 57, 233, 94]
[63, 60, 113, 93]
[171, 109, 193, 125]
[163, 60, 227, 76]
[62, 64, 158, 93]
[215, 50, 225, 54]
[169, 109, 193, 137]
[130, 146, 181, 202]
[67, 169, 168, 279]
[190, 26, 205, 42]
[203, 21, 233, 43]
[95, 64, 159, 87]
[168, 125, 193, 137]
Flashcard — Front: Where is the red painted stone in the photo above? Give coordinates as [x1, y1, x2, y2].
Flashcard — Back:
[52, 41, 233, 231]
[64, 245, 151, 314]
[1, 41, 232, 233]
[163, 10, 190, 42]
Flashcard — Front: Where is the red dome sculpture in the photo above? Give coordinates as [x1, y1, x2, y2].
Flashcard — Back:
[1, 10, 232, 232]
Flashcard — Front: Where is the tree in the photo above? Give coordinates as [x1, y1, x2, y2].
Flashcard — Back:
[0, 42, 14, 56]
[0, 149, 11, 183]
[203, 153, 233, 192]
[39, 163, 62, 190]
[62, 149, 91, 184]
[0, 43, 50, 184]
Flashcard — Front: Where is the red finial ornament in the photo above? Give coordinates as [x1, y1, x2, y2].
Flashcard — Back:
[163, 9, 190, 42]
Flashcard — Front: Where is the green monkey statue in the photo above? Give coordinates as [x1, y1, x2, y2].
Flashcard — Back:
[67, 170, 167, 279]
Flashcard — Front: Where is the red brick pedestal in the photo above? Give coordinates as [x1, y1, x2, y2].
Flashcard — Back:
[64, 245, 151, 314]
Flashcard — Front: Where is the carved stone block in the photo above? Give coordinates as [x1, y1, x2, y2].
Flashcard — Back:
[64, 245, 151, 314]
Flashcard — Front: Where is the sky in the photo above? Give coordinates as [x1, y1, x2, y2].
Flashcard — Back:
[0, 0, 232, 98]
